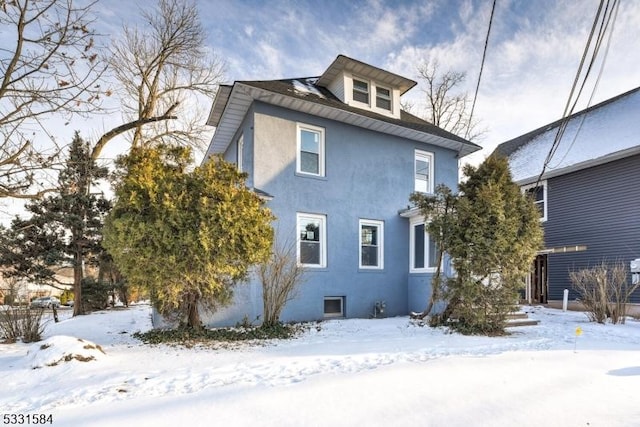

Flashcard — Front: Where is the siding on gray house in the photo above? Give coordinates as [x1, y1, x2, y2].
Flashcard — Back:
[545, 153, 640, 303]
[494, 86, 640, 307]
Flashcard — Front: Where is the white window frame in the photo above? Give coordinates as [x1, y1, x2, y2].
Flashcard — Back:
[296, 123, 325, 177]
[236, 134, 244, 172]
[323, 296, 344, 318]
[297, 213, 327, 268]
[352, 77, 370, 105]
[375, 86, 392, 111]
[409, 217, 437, 273]
[359, 219, 384, 270]
[522, 180, 548, 222]
[414, 149, 434, 193]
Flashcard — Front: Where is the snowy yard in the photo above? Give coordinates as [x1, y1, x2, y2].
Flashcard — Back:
[1, 304, 639, 427]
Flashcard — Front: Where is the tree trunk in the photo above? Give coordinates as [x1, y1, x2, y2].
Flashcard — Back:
[185, 292, 201, 329]
[412, 246, 445, 320]
[72, 246, 84, 316]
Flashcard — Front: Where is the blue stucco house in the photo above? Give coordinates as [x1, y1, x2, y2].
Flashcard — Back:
[494, 86, 640, 307]
[203, 55, 481, 326]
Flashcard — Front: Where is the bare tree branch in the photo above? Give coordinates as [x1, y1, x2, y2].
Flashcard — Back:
[92, 0, 225, 160]
[417, 60, 485, 142]
[0, 0, 108, 199]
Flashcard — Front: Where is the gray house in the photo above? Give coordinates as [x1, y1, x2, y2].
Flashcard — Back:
[203, 55, 480, 326]
[494, 86, 640, 305]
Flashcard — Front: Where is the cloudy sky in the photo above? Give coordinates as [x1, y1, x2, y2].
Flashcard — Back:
[2, 0, 639, 221]
[189, 0, 639, 164]
[89, 0, 640, 162]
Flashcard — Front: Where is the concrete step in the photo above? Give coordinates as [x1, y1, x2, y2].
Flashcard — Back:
[506, 312, 529, 320]
[506, 318, 540, 327]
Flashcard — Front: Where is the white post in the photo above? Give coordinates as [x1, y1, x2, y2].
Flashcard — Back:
[562, 289, 569, 312]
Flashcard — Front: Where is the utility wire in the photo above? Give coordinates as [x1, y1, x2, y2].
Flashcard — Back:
[465, 0, 496, 141]
[548, 0, 620, 169]
[532, 0, 618, 189]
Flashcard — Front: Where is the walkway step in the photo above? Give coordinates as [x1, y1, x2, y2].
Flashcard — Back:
[506, 312, 529, 320]
[506, 318, 540, 327]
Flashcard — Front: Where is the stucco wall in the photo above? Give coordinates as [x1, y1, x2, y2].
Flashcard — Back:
[205, 101, 460, 326]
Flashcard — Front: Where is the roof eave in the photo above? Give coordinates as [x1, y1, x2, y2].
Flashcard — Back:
[206, 85, 233, 127]
[317, 54, 417, 95]
[205, 83, 481, 158]
[515, 145, 640, 185]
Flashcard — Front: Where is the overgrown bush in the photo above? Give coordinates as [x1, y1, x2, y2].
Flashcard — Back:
[0, 307, 45, 343]
[569, 261, 639, 324]
[415, 155, 542, 335]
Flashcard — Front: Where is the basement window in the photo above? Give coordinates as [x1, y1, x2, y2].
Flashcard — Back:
[324, 296, 344, 317]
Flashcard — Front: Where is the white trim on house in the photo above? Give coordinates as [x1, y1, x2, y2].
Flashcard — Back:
[296, 123, 325, 177]
[522, 180, 548, 222]
[359, 219, 384, 270]
[204, 82, 481, 160]
[414, 149, 434, 194]
[351, 77, 370, 106]
[345, 74, 397, 118]
[236, 133, 244, 172]
[297, 212, 327, 268]
[409, 216, 437, 273]
[375, 85, 392, 112]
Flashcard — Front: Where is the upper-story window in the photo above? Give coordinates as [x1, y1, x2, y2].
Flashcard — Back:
[376, 86, 391, 111]
[297, 123, 325, 177]
[352, 79, 369, 104]
[414, 150, 434, 193]
[522, 181, 547, 222]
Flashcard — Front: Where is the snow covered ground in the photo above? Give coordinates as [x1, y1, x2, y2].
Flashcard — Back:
[1, 304, 639, 427]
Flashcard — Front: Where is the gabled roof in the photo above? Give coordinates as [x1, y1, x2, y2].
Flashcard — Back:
[316, 54, 417, 95]
[206, 71, 481, 158]
[494, 86, 640, 184]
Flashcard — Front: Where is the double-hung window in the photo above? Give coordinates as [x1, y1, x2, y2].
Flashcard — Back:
[415, 150, 434, 193]
[359, 219, 384, 269]
[376, 86, 392, 111]
[410, 219, 438, 273]
[297, 123, 325, 176]
[522, 181, 547, 221]
[352, 79, 370, 104]
[297, 213, 326, 267]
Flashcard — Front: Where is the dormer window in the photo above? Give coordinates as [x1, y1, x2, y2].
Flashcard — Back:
[376, 87, 391, 111]
[352, 79, 369, 104]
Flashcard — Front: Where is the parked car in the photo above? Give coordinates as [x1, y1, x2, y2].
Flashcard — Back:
[30, 296, 61, 309]
[65, 300, 74, 307]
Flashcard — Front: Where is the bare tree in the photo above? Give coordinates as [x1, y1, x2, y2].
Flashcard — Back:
[569, 261, 640, 324]
[0, 0, 107, 199]
[91, 0, 225, 160]
[417, 60, 484, 142]
[258, 233, 306, 328]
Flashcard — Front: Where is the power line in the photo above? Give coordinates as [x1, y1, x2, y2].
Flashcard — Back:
[533, 0, 619, 188]
[465, 0, 496, 141]
[548, 0, 621, 169]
